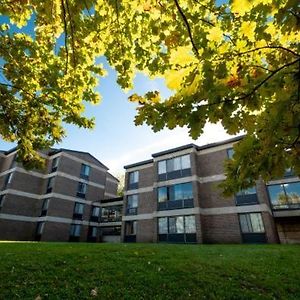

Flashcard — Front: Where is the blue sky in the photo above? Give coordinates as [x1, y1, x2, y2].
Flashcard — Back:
[0, 12, 233, 176]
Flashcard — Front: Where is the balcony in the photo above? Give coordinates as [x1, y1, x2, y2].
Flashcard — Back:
[158, 199, 194, 211]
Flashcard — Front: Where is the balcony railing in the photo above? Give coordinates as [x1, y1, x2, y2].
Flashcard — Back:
[126, 207, 138, 215]
[158, 199, 194, 211]
[271, 203, 300, 210]
[158, 168, 192, 181]
[235, 194, 258, 206]
[101, 216, 122, 223]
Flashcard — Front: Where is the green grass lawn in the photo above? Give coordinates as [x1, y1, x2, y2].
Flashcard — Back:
[0, 243, 299, 299]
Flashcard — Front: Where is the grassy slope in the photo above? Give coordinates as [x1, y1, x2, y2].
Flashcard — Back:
[0, 243, 299, 300]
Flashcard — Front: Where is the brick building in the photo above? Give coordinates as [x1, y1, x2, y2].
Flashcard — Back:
[0, 148, 121, 242]
[122, 136, 300, 244]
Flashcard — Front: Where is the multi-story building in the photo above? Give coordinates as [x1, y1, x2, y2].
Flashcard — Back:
[122, 136, 300, 244]
[0, 147, 121, 242]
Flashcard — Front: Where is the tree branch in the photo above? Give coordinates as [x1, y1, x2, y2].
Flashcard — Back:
[61, 0, 69, 73]
[173, 0, 199, 57]
[65, 0, 76, 67]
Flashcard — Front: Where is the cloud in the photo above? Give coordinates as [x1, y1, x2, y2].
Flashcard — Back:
[105, 122, 234, 176]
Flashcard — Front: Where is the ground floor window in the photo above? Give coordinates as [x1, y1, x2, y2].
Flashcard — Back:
[158, 215, 196, 243]
[35, 222, 45, 241]
[239, 213, 266, 243]
[69, 224, 81, 242]
[124, 221, 137, 242]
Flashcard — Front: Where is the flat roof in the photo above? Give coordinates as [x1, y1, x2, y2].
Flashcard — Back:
[124, 158, 153, 170]
[123, 135, 244, 170]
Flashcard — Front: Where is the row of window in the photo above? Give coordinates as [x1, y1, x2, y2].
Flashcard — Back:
[127, 154, 192, 190]
[124, 212, 266, 243]
[39, 198, 122, 222]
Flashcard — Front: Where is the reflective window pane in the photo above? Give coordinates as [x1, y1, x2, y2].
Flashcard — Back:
[158, 160, 166, 174]
[158, 217, 168, 234]
[181, 155, 191, 169]
[173, 157, 181, 171]
[239, 214, 252, 233]
[129, 171, 139, 184]
[181, 183, 193, 200]
[127, 194, 138, 208]
[176, 216, 184, 233]
[268, 184, 287, 207]
[185, 216, 196, 233]
[158, 187, 168, 202]
[173, 185, 183, 201]
[167, 159, 175, 172]
[227, 148, 234, 159]
[250, 213, 265, 233]
[284, 182, 300, 204]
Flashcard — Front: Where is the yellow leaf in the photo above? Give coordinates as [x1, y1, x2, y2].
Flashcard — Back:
[169, 46, 198, 67]
[240, 21, 256, 42]
[165, 67, 191, 90]
[231, 0, 252, 16]
[207, 27, 223, 43]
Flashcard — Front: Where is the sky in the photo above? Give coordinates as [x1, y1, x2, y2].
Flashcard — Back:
[0, 12, 234, 177]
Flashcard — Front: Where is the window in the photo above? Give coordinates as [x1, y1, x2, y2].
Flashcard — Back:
[158, 187, 168, 203]
[235, 186, 258, 206]
[73, 202, 84, 219]
[41, 198, 50, 216]
[36, 222, 45, 235]
[0, 195, 5, 210]
[128, 171, 139, 190]
[126, 194, 138, 215]
[70, 224, 81, 237]
[77, 182, 87, 198]
[158, 215, 196, 243]
[239, 213, 265, 233]
[158, 160, 166, 174]
[125, 221, 137, 235]
[46, 177, 54, 193]
[101, 226, 121, 236]
[157, 155, 191, 181]
[90, 206, 100, 222]
[158, 217, 168, 234]
[90, 226, 97, 238]
[157, 182, 193, 210]
[80, 164, 91, 180]
[268, 182, 300, 209]
[169, 216, 184, 233]
[101, 206, 122, 222]
[51, 157, 59, 172]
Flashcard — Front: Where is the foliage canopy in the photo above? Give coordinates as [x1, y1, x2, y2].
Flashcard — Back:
[0, 0, 299, 192]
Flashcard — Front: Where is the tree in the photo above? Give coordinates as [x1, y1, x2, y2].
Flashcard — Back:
[0, 0, 299, 193]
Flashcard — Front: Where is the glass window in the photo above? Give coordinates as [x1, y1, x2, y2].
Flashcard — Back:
[268, 184, 286, 206]
[167, 159, 175, 173]
[129, 171, 139, 184]
[239, 213, 265, 233]
[284, 182, 300, 204]
[74, 202, 84, 214]
[158, 217, 168, 234]
[169, 216, 184, 233]
[173, 157, 181, 171]
[0, 195, 5, 208]
[91, 227, 97, 237]
[181, 183, 193, 200]
[80, 164, 91, 177]
[158, 187, 168, 203]
[126, 221, 136, 235]
[42, 198, 50, 211]
[77, 182, 87, 194]
[51, 157, 59, 171]
[185, 216, 196, 233]
[173, 184, 183, 201]
[92, 206, 100, 217]
[158, 160, 166, 174]
[127, 194, 138, 208]
[181, 155, 191, 169]
[36, 222, 45, 235]
[237, 186, 256, 196]
[47, 177, 54, 189]
[70, 224, 81, 237]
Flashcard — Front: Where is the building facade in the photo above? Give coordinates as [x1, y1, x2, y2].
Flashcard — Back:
[122, 137, 300, 244]
[0, 148, 121, 242]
